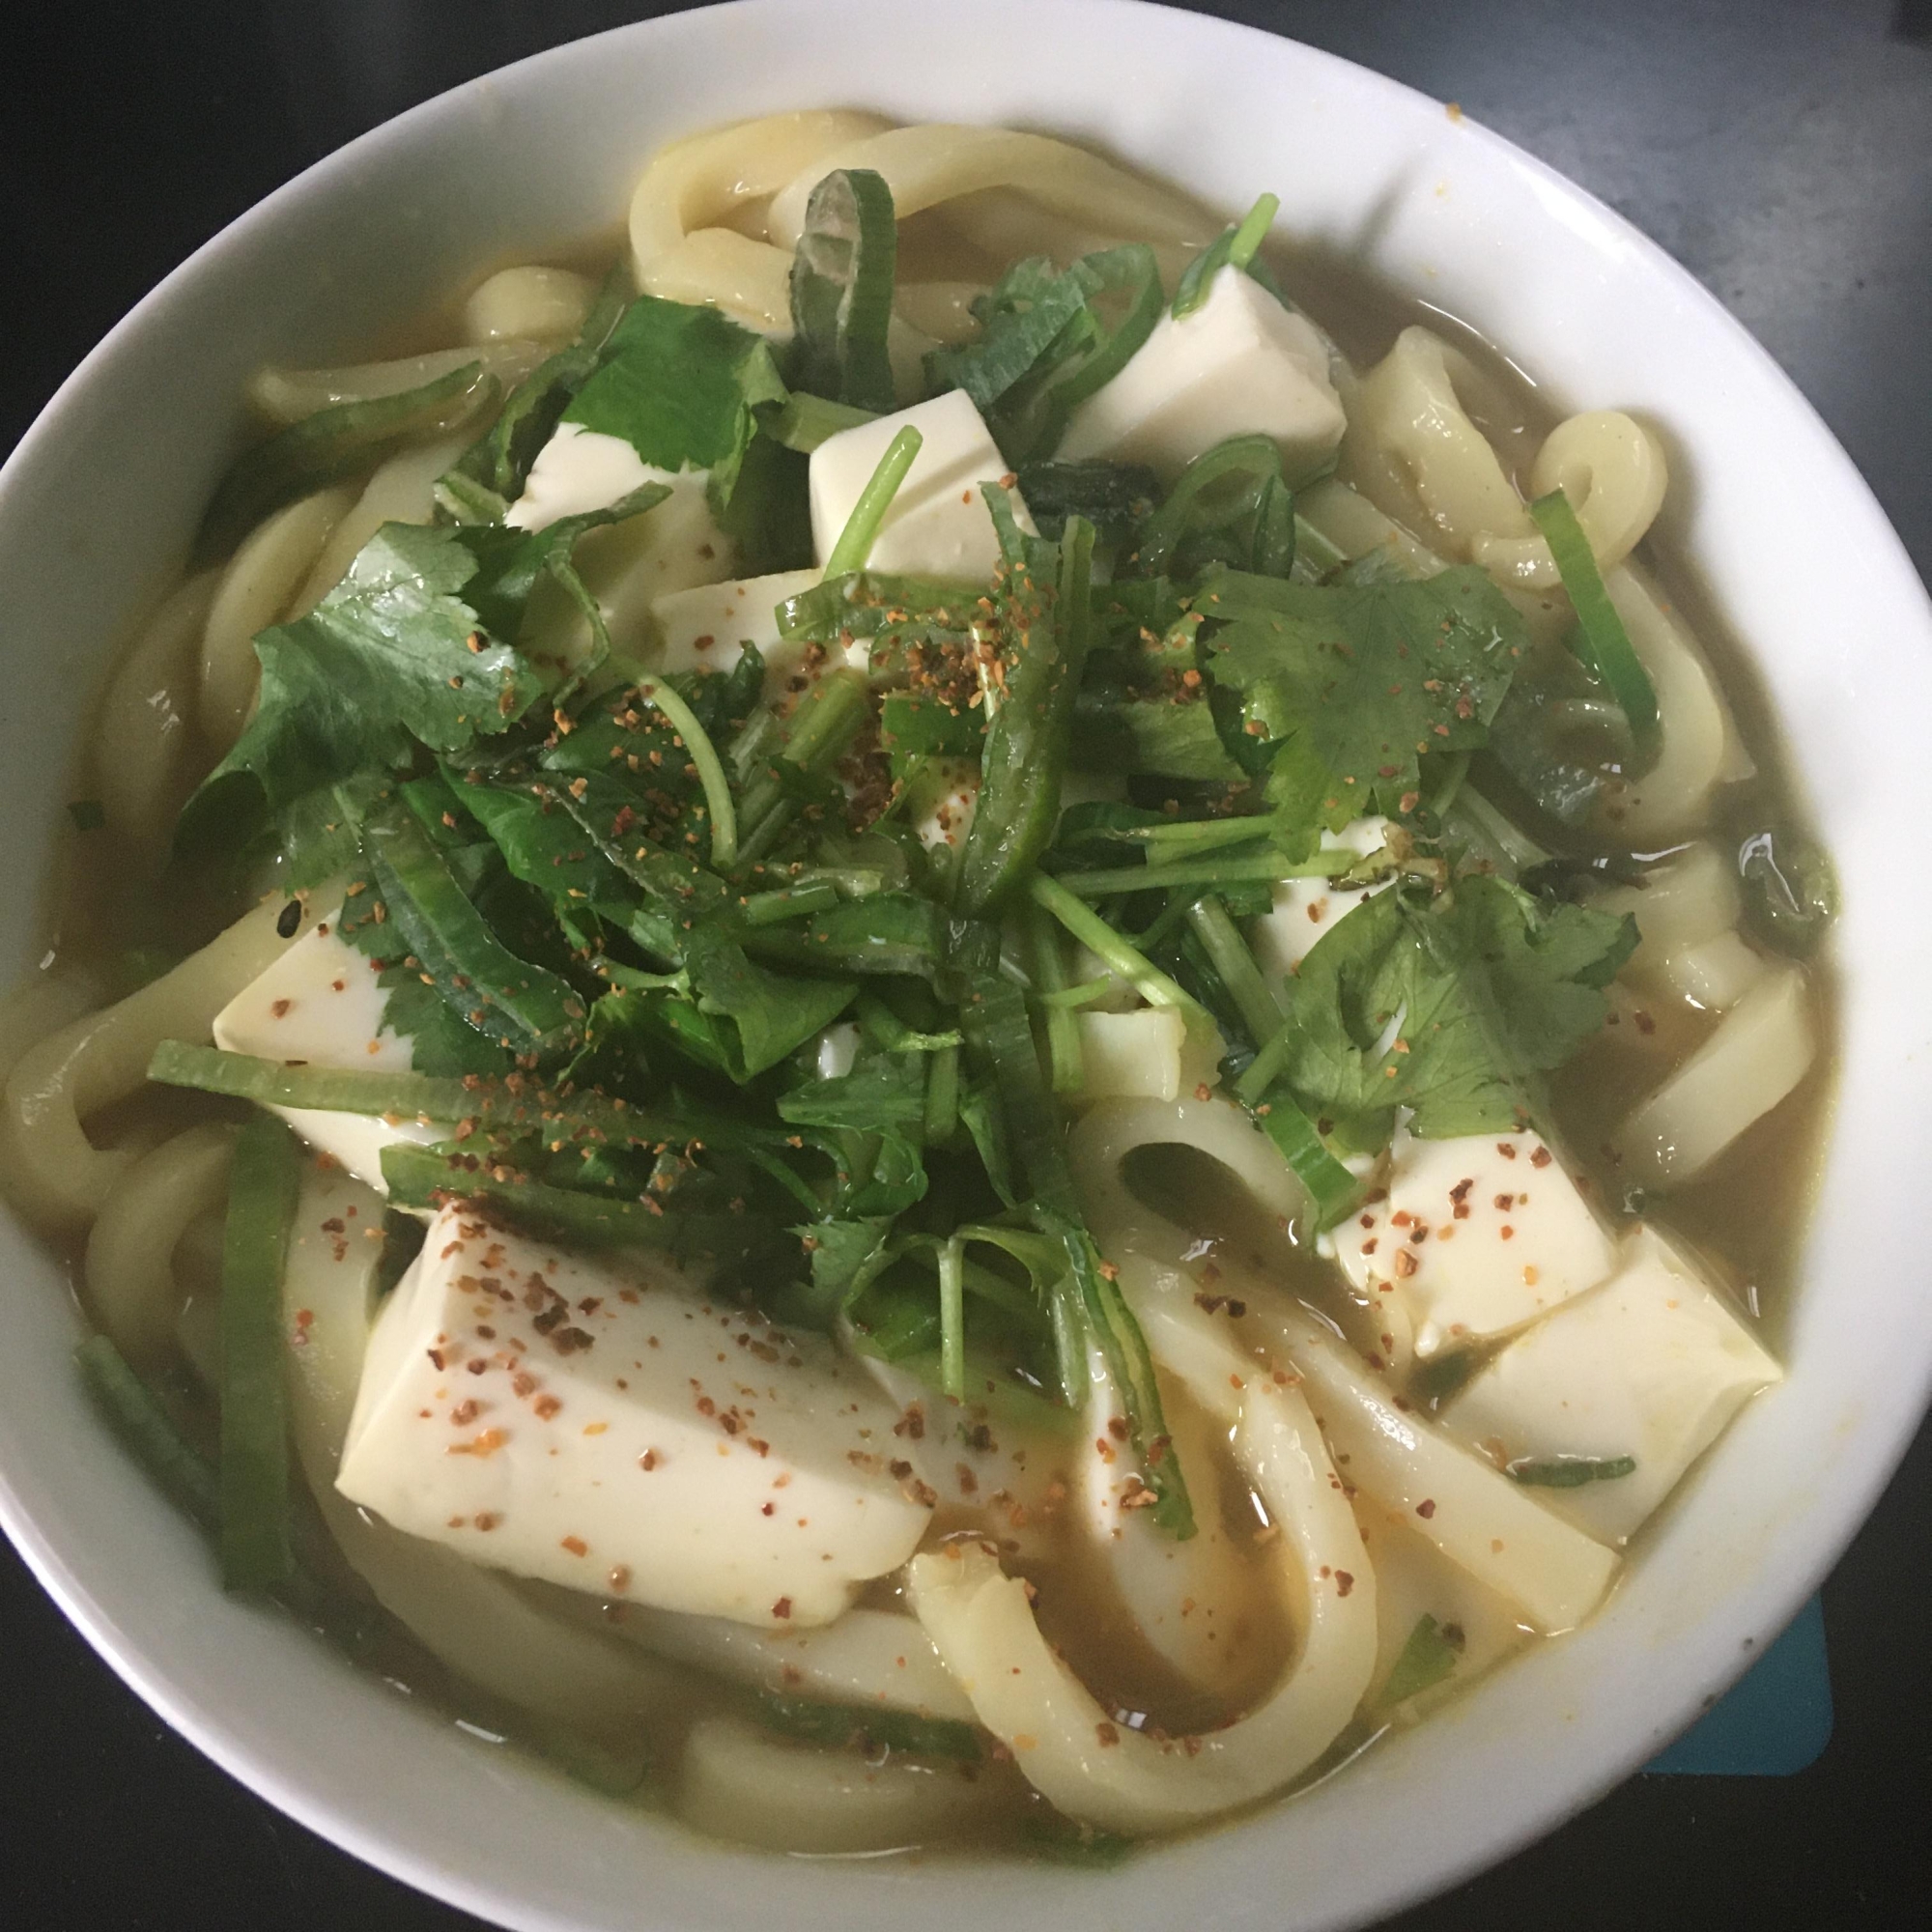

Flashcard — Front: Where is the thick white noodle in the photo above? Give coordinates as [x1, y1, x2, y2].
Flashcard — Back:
[1295, 475, 1450, 578]
[533, 1587, 975, 1721]
[1068, 1100, 1618, 1633]
[94, 569, 220, 848]
[83, 1122, 234, 1366]
[1595, 562, 1753, 840]
[677, 1714, 1017, 1853]
[0, 895, 306, 1231]
[764, 125, 1213, 265]
[1612, 965, 1816, 1189]
[462, 267, 593, 346]
[1595, 842, 1768, 1014]
[1473, 411, 1668, 588]
[628, 109, 894, 332]
[901, 1097, 1376, 1833]
[0, 967, 104, 1092]
[284, 1162, 679, 1730]
[907, 1372, 1376, 1834]
[200, 486, 355, 749]
[246, 339, 548, 425]
[293, 429, 477, 614]
[1344, 327, 1531, 560]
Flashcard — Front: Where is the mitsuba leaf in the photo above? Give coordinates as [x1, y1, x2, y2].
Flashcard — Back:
[562, 296, 788, 514]
[926, 245, 1163, 466]
[1203, 566, 1526, 842]
[181, 499, 661, 859]
[447, 266, 631, 501]
[1266, 875, 1636, 1140]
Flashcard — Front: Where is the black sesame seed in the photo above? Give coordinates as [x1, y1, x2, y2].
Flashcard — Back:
[276, 899, 301, 939]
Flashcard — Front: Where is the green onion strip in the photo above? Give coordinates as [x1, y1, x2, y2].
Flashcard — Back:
[1528, 488, 1661, 761]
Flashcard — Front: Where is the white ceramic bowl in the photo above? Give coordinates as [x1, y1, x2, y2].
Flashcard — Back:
[3, 3, 1929, 1926]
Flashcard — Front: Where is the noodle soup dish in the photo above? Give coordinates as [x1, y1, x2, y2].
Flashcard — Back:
[1, 12, 1922, 1928]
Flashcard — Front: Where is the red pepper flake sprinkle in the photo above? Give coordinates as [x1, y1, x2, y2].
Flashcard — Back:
[560, 1535, 588, 1557]
[1416, 1498, 1437, 1519]
[771, 1597, 793, 1620]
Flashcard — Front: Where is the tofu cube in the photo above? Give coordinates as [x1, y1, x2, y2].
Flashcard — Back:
[1326, 1128, 1618, 1357]
[1440, 1224, 1781, 1544]
[1247, 815, 1391, 980]
[809, 390, 1032, 582]
[648, 568, 854, 711]
[212, 915, 444, 1191]
[336, 1206, 933, 1627]
[506, 421, 660, 531]
[1056, 267, 1347, 484]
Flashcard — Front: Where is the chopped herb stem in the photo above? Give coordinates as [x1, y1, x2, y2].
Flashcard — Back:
[739, 882, 842, 925]
[938, 1236, 967, 1401]
[1051, 848, 1361, 897]
[1184, 895, 1285, 1044]
[633, 673, 738, 869]
[823, 426, 923, 577]
[1029, 900, 1086, 1097]
[1027, 872, 1206, 1020]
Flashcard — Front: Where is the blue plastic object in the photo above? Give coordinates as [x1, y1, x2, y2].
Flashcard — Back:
[1642, 1594, 1833, 1776]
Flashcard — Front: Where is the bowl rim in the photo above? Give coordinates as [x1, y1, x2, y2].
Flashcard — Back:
[2, 3, 1930, 1928]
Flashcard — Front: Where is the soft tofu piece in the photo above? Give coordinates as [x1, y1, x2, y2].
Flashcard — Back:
[1440, 1224, 1781, 1544]
[1325, 1128, 1618, 1357]
[336, 1205, 933, 1628]
[507, 421, 662, 530]
[1057, 267, 1347, 485]
[904, 755, 980, 855]
[649, 568, 867, 712]
[1248, 816, 1391, 980]
[212, 914, 443, 1191]
[809, 391, 1032, 581]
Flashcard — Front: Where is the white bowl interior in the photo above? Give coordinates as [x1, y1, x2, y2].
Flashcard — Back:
[3, 4, 1930, 1928]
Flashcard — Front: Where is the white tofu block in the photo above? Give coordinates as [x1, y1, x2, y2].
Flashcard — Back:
[212, 914, 443, 1191]
[1076, 1008, 1187, 1102]
[1441, 1224, 1781, 1544]
[809, 390, 1032, 582]
[507, 422, 661, 530]
[1326, 1128, 1618, 1357]
[649, 568, 869, 712]
[1248, 816, 1391, 979]
[904, 755, 980, 855]
[1056, 267, 1347, 485]
[336, 1206, 932, 1628]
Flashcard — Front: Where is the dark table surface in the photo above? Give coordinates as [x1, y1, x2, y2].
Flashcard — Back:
[2, 2, 1928, 1925]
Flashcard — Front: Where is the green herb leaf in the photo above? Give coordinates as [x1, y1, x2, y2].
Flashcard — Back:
[219, 1113, 301, 1591]
[562, 296, 788, 515]
[788, 167, 899, 413]
[927, 245, 1163, 466]
[1245, 875, 1635, 1142]
[1132, 434, 1295, 580]
[1203, 565, 1527, 841]
[956, 513, 1096, 915]
[1506, 1453, 1637, 1488]
[1171, 193, 1281, 320]
[753, 1690, 982, 1761]
[197, 360, 497, 563]
[1381, 1613, 1460, 1706]
[1529, 488, 1661, 762]
[449, 266, 631, 501]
